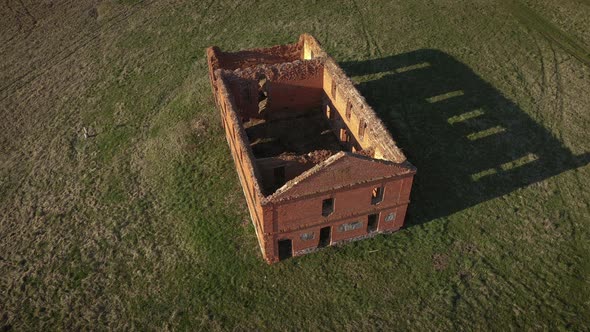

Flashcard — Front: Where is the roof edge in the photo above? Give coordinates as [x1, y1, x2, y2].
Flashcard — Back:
[261, 152, 415, 205]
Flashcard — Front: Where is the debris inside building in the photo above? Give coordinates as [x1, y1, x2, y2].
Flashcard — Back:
[206, 34, 416, 263]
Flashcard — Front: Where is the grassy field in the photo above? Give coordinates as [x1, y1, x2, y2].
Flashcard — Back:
[1, 0, 589, 330]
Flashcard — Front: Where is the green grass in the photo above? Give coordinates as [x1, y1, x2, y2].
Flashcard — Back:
[505, 0, 590, 67]
[1, 0, 590, 330]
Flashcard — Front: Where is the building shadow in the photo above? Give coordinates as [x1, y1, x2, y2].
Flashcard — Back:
[341, 50, 589, 226]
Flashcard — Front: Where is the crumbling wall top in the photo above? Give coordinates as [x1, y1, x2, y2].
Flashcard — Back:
[221, 58, 323, 82]
[265, 151, 415, 203]
[208, 34, 415, 205]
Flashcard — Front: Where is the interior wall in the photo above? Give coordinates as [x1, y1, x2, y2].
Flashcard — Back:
[256, 157, 316, 194]
[223, 59, 324, 121]
[255, 150, 333, 194]
[322, 67, 375, 155]
[264, 75, 323, 120]
[322, 98, 362, 153]
[215, 42, 302, 71]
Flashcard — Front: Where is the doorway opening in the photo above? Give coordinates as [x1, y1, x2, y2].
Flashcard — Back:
[367, 213, 379, 233]
[318, 226, 331, 248]
[278, 239, 292, 260]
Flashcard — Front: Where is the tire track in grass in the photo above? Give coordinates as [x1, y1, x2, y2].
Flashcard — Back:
[3, 0, 38, 44]
[504, 0, 590, 68]
[550, 44, 567, 139]
[0, 0, 97, 47]
[0, 0, 156, 102]
[350, 0, 383, 57]
[572, 0, 590, 7]
[198, 0, 215, 33]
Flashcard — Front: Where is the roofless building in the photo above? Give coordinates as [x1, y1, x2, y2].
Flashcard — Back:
[206, 34, 416, 263]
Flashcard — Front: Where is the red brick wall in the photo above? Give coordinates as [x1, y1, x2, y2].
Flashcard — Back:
[271, 175, 413, 255]
[224, 62, 324, 121]
[256, 157, 317, 194]
[264, 76, 323, 118]
[206, 37, 416, 264]
[213, 77, 274, 260]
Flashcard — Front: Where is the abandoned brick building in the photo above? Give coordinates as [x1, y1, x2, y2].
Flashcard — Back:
[206, 34, 416, 263]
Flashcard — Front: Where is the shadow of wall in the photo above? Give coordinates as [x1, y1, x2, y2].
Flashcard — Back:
[341, 50, 589, 226]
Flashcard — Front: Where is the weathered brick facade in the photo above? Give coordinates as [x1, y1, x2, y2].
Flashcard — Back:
[206, 34, 416, 263]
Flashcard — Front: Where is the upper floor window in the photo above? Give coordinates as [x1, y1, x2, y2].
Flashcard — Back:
[358, 120, 367, 140]
[340, 128, 350, 143]
[331, 81, 337, 99]
[346, 101, 352, 120]
[371, 186, 384, 205]
[322, 198, 334, 217]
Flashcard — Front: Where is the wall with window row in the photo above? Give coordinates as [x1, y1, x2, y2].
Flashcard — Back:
[270, 174, 413, 256]
[213, 75, 276, 260]
[288, 204, 409, 255]
[207, 35, 416, 263]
